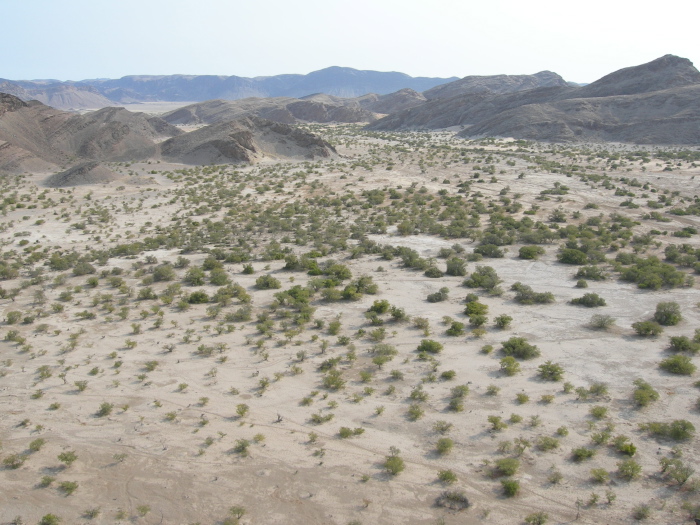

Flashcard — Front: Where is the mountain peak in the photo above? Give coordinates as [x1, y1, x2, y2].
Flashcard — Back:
[578, 54, 700, 98]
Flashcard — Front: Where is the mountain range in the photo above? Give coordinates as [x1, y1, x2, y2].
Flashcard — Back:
[0, 67, 457, 109]
[1, 54, 699, 180]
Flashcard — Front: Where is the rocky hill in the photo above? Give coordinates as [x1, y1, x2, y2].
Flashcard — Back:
[159, 117, 336, 165]
[161, 97, 377, 126]
[161, 87, 431, 127]
[460, 84, 700, 144]
[422, 71, 569, 100]
[43, 160, 123, 187]
[0, 94, 182, 171]
[0, 93, 338, 175]
[370, 55, 700, 144]
[1, 67, 457, 109]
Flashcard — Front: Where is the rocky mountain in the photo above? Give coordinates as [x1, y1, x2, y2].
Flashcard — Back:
[574, 54, 700, 98]
[1, 67, 457, 110]
[161, 97, 377, 126]
[353, 88, 428, 114]
[161, 87, 430, 127]
[460, 84, 700, 144]
[0, 94, 183, 171]
[422, 71, 568, 100]
[370, 55, 700, 144]
[0, 93, 337, 175]
[159, 117, 336, 165]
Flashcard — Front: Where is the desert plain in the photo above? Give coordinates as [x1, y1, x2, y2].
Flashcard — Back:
[0, 125, 699, 525]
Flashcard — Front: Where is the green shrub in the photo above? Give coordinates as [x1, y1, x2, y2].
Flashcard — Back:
[632, 504, 651, 520]
[660, 355, 696, 375]
[589, 405, 608, 419]
[617, 459, 642, 481]
[558, 248, 588, 265]
[500, 356, 520, 376]
[572, 447, 596, 462]
[407, 403, 424, 421]
[187, 291, 209, 304]
[152, 264, 176, 282]
[96, 402, 114, 417]
[501, 478, 520, 497]
[437, 469, 458, 484]
[590, 314, 615, 330]
[464, 301, 488, 316]
[536, 436, 559, 452]
[632, 379, 659, 407]
[424, 266, 443, 278]
[445, 322, 465, 336]
[463, 266, 501, 290]
[58, 480, 78, 495]
[72, 262, 95, 276]
[620, 257, 685, 290]
[494, 458, 520, 476]
[653, 301, 682, 326]
[445, 258, 467, 276]
[519, 246, 545, 260]
[575, 265, 606, 281]
[255, 275, 282, 290]
[427, 288, 448, 303]
[511, 282, 554, 304]
[570, 293, 606, 307]
[475, 244, 504, 258]
[436, 438, 454, 455]
[590, 468, 610, 484]
[632, 321, 663, 337]
[639, 419, 695, 441]
[494, 314, 513, 329]
[501, 337, 540, 359]
[538, 360, 564, 381]
[669, 336, 700, 354]
[383, 454, 405, 475]
[416, 339, 443, 354]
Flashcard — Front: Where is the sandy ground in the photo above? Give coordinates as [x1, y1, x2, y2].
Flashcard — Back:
[1, 131, 699, 525]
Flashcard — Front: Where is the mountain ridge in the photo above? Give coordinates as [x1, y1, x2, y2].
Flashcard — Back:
[0, 67, 458, 109]
[369, 54, 700, 144]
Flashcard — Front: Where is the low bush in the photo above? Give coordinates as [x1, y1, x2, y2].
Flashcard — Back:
[501, 337, 540, 359]
[660, 355, 696, 375]
[570, 293, 606, 307]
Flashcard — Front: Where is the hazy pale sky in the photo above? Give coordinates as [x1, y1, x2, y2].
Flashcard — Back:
[3, 0, 699, 83]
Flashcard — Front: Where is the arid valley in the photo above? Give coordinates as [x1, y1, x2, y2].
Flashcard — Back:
[1, 55, 700, 525]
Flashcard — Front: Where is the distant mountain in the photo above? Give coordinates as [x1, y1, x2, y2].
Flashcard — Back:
[370, 55, 700, 144]
[0, 67, 457, 110]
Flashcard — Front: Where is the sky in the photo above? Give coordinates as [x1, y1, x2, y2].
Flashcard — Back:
[2, 0, 699, 84]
